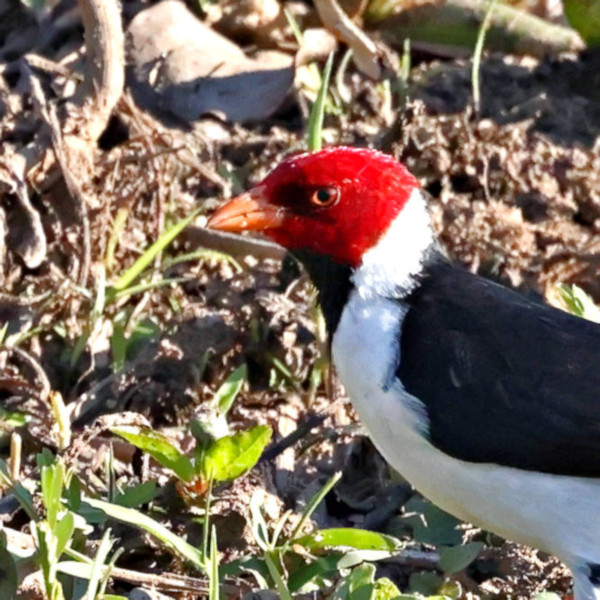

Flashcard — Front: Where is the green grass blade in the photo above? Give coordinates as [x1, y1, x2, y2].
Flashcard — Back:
[160, 249, 242, 273]
[284, 7, 304, 44]
[208, 525, 219, 600]
[0, 533, 18, 599]
[289, 471, 342, 542]
[113, 205, 204, 292]
[213, 364, 247, 415]
[110, 277, 190, 303]
[91, 265, 106, 321]
[265, 552, 293, 600]
[202, 478, 214, 563]
[296, 528, 400, 552]
[0, 459, 37, 520]
[83, 497, 205, 572]
[472, 0, 497, 113]
[307, 53, 334, 152]
[86, 528, 113, 600]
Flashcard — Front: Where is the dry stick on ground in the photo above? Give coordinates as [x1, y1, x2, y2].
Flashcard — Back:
[0, 346, 51, 401]
[314, 0, 381, 79]
[115, 94, 228, 189]
[23, 0, 124, 176]
[370, 0, 584, 58]
[182, 227, 287, 261]
[26, 66, 94, 287]
[58, 0, 124, 284]
[15, 0, 125, 283]
[0, 149, 47, 268]
[73, 0, 124, 144]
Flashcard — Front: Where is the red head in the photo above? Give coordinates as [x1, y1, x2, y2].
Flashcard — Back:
[208, 147, 419, 268]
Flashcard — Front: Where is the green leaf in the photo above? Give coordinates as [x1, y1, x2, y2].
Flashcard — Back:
[220, 555, 270, 588]
[532, 594, 562, 600]
[307, 53, 334, 152]
[347, 563, 376, 600]
[0, 539, 18, 599]
[288, 553, 345, 592]
[297, 528, 400, 552]
[65, 473, 82, 511]
[110, 319, 127, 372]
[564, 0, 600, 46]
[0, 458, 37, 520]
[559, 284, 600, 323]
[202, 425, 272, 482]
[41, 459, 65, 529]
[337, 550, 398, 568]
[87, 528, 114, 600]
[57, 560, 129, 600]
[115, 481, 157, 507]
[213, 364, 247, 415]
[373, 577, 402, 599]
[439, 542, 483, 574]
[54, 512, 76, 558]
[57, 561, 96, 579]
[111, 426, 195, 482]
[409, 571, 443, 596]
[337, 563, 401, 600]
[82, 497, 205, 571]
[401, 496, 463, 546]
[438, 580, 462, 599]
[0, 406, 30, 429]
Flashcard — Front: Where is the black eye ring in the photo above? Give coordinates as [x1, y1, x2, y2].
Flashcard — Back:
[310, 186, 340, 207]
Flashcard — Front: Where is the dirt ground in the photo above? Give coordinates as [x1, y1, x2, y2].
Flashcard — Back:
[2, 0, 600, 598]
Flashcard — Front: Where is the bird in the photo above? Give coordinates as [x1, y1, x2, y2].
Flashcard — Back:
[208, 146, 600, 600]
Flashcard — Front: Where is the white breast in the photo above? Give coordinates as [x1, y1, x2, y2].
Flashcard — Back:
[332, 289, 600, 578]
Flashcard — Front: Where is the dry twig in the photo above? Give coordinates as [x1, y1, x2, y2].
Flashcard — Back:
[314, 0, 381, 79]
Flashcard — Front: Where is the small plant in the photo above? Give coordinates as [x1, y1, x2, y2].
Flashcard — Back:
[559, 283, 600, 323]
[112, 421, 271, 495]
[220, 472, 408, 596]
[110, 364, 270, 497]
[0, 452, 112, 600]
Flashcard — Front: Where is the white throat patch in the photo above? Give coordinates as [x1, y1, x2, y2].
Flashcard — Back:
[352, 188, 434, 299]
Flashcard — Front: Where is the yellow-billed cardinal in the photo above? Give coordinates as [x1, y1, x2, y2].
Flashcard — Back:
[208, 146, 600, 600]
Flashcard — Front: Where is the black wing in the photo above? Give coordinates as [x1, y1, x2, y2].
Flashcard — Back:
[398, 261, 600, 477]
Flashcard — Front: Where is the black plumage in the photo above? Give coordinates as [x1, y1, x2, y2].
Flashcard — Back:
[399, 259, 600, 477]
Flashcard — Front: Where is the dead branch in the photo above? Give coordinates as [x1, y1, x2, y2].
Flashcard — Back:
[370, 0, 584, 58]
[72, 0, 125, 144]
[314, 0, 382, 79]
[9, 0, 125, 281]
[0, 345, 51, 401]
[182, 227, 287, 261]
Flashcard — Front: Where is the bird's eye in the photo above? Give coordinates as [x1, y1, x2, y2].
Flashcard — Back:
[310, 186, 340, 207]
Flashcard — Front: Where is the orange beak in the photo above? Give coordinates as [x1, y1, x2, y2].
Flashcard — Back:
[207, 186, 287, 233]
